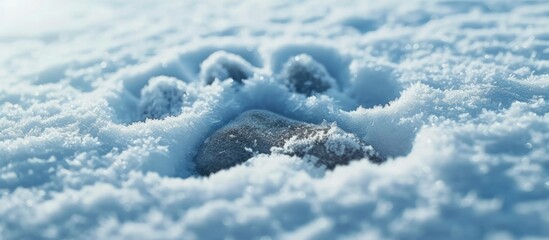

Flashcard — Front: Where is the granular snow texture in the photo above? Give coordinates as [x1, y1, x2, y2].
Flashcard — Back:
[1, 0, 548, 239]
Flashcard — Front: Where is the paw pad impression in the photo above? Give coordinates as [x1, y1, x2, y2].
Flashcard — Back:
[194, 109, 384, 175]
[139, 76, 186, 120]
[199, 51, 255, 85]
[280, 54, 338, 96]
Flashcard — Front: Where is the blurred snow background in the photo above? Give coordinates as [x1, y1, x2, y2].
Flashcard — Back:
[1, 0, 548, 239]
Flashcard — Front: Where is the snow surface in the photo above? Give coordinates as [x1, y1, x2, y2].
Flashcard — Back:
[1, 0, 549, 239]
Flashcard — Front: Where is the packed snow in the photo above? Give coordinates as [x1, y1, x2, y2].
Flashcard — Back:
[1, 0, 548, 239]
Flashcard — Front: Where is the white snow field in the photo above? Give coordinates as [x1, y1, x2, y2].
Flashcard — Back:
[1, 0, 549, 239]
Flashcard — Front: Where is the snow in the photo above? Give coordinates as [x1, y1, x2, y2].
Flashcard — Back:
[1, 0, 549, 239]
[139, 76, 186, 120]
[199, 51, 256, 85]
[279, 54, 338, 96]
